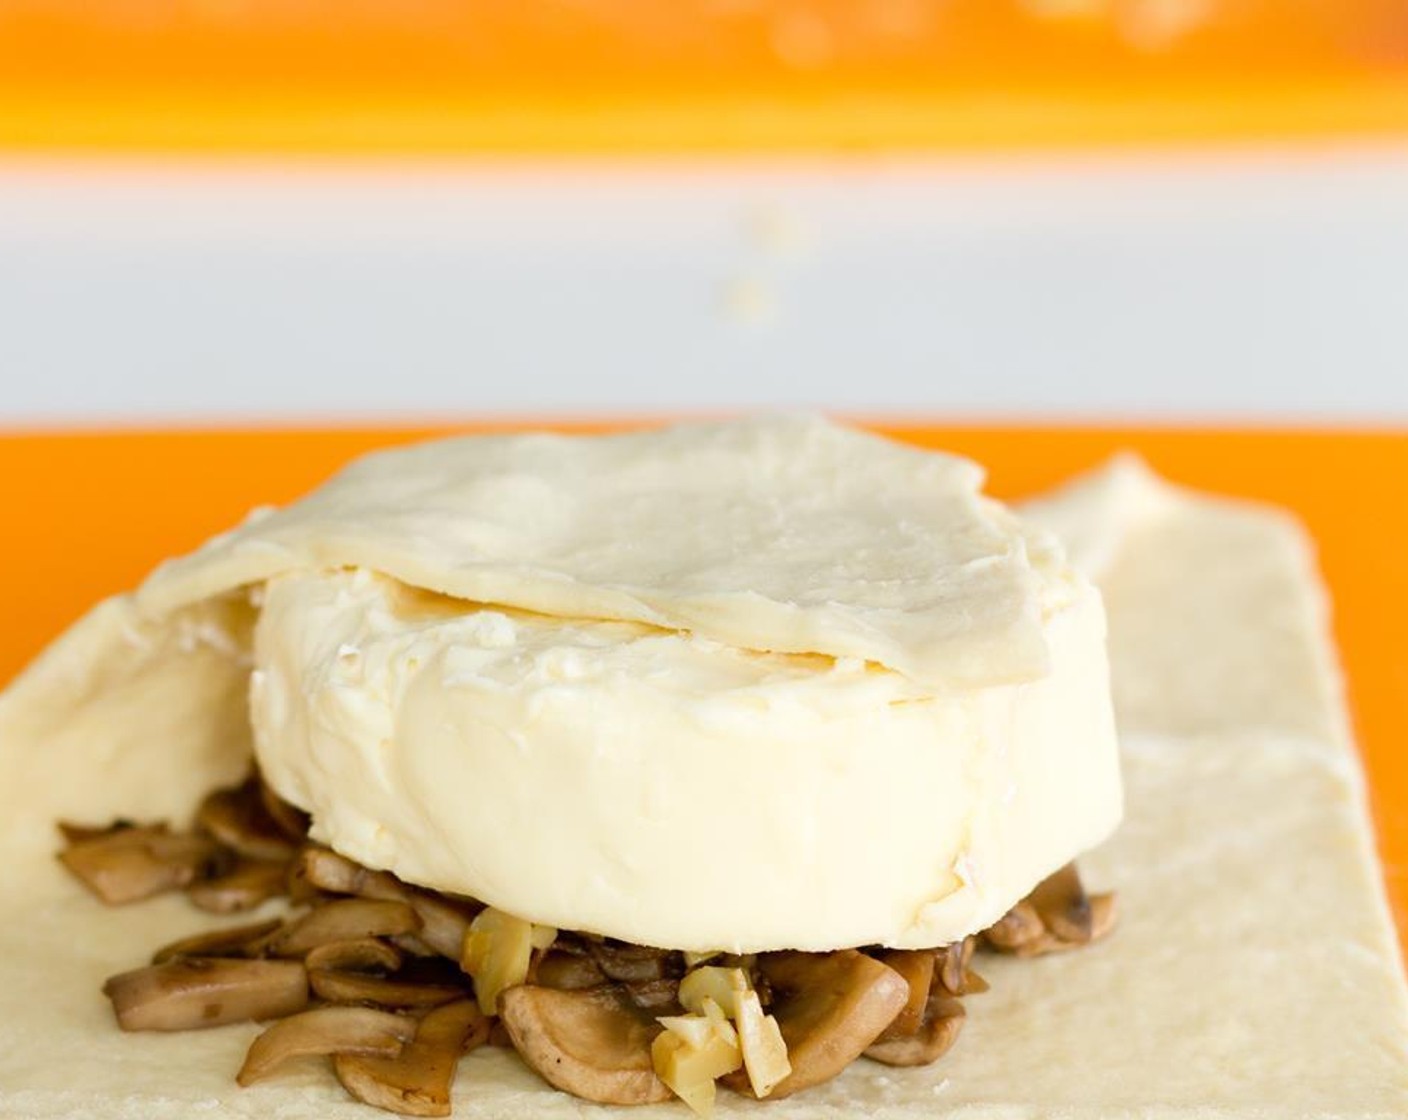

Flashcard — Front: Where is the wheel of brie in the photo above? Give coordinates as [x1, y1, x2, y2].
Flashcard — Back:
[150, 415, 1123, 953]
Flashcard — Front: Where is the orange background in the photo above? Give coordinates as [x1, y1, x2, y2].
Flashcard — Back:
[3, 1, 1408, 150]
[1, 425, 1405, 949]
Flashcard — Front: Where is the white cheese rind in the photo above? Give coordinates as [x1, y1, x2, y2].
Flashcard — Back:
[251, 567, 1121, 952]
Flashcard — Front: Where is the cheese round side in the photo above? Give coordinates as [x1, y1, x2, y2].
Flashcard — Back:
[251, 569, 1121, 953]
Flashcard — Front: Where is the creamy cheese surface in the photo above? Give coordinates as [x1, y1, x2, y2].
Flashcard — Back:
[250, 564, 1121, 952]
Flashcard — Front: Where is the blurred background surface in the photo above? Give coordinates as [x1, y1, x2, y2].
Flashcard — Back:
[1, 1, 1407, 425]
[4, 152, 1408, 425]
[5, 0, 1408, 150]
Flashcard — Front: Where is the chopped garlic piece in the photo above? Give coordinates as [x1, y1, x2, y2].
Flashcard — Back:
[735, 990, 791, 1098]
[698, 997, 738, 1046]
[651, 1007, 744, 1118]
[656, 1013, 714, 1051]
[672, 967, 790, 1104]
[460, 907, 553, 1015]
[679, 966, 748, 1017]
[682, 950, 723, 969]
[651, 1034, 717, 1116]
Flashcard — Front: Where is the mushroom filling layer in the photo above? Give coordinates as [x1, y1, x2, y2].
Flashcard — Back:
[60, 771, 1117, 1118]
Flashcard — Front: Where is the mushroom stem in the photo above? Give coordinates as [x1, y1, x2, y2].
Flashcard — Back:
[259, 777, 311, 843]
[60, 824, 219, 905]
[238, 1006, 417, 1085]
[151, 919, 283, 965]
[873, 950, 935, 1039]
[197, 779, 298, 863]
[293, 847, 474, 959]
[187, 859, 289, 914]
[104, 959, 308, 1031]
[309, 969, 467, 1010]
[269, 898, 421, 958]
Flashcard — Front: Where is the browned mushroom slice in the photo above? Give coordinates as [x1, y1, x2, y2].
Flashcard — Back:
[310, 970, 466, 1010]
[237, 1006, 416, 1085]
[585, 941, 678, 984]
[399, 892, 477, 961]
[1027, 892, 1120, 957]
[197, 779, 298, 863]
[293, 847, 473, 959]
[987, 890, 1120, 958]
[727, 950, 908, 1100]
[269, 898, 421, 957]
[1090, 892, 1119, 941]
[937, 939, 963, 995]
[982, 900, 1046, 952]
[187, 859, 289, 914]
[499, 984, 673, 1105]
[487, 1019, 514, 1049]
[104, 958, 308, 1031]
[306, 938, 405, 974]
[872, 950, 935, 1039]
[391, 934, 442, 959]
[534, 948, 607, 991]
[57, 819, 137, 845]
[865, 989, 966, 1067]
[1027, 862, 1093, 944]
[151, 918, 284, 965]
[620, 978, 682, 1014]
[293, 845, 366, 894]
[935, 937, 989, 996]
[60, 825, 220, 905]
[258, 777, 311, 843]
[334, 999, 490, 1117]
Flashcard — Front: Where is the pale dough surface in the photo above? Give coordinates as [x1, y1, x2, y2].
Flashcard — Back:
[133, 416, 1060, 689]
[0, 456, 1405, 1117]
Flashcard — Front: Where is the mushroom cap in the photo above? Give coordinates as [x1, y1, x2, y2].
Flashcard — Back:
[865, 989, 966, 1067]
[1027, 863, 1094, 943]
[334, 999, 489, 1117]
[304, 937, 404, 975]
[499, 985, 672, 1105]
[727, 950, 909, 1100]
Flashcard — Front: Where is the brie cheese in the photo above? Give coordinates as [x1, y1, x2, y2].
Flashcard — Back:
[250, 564, 1119, 951]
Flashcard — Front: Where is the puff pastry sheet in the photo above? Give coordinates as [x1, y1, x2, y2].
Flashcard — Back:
[1, 461, 1404, 1118]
